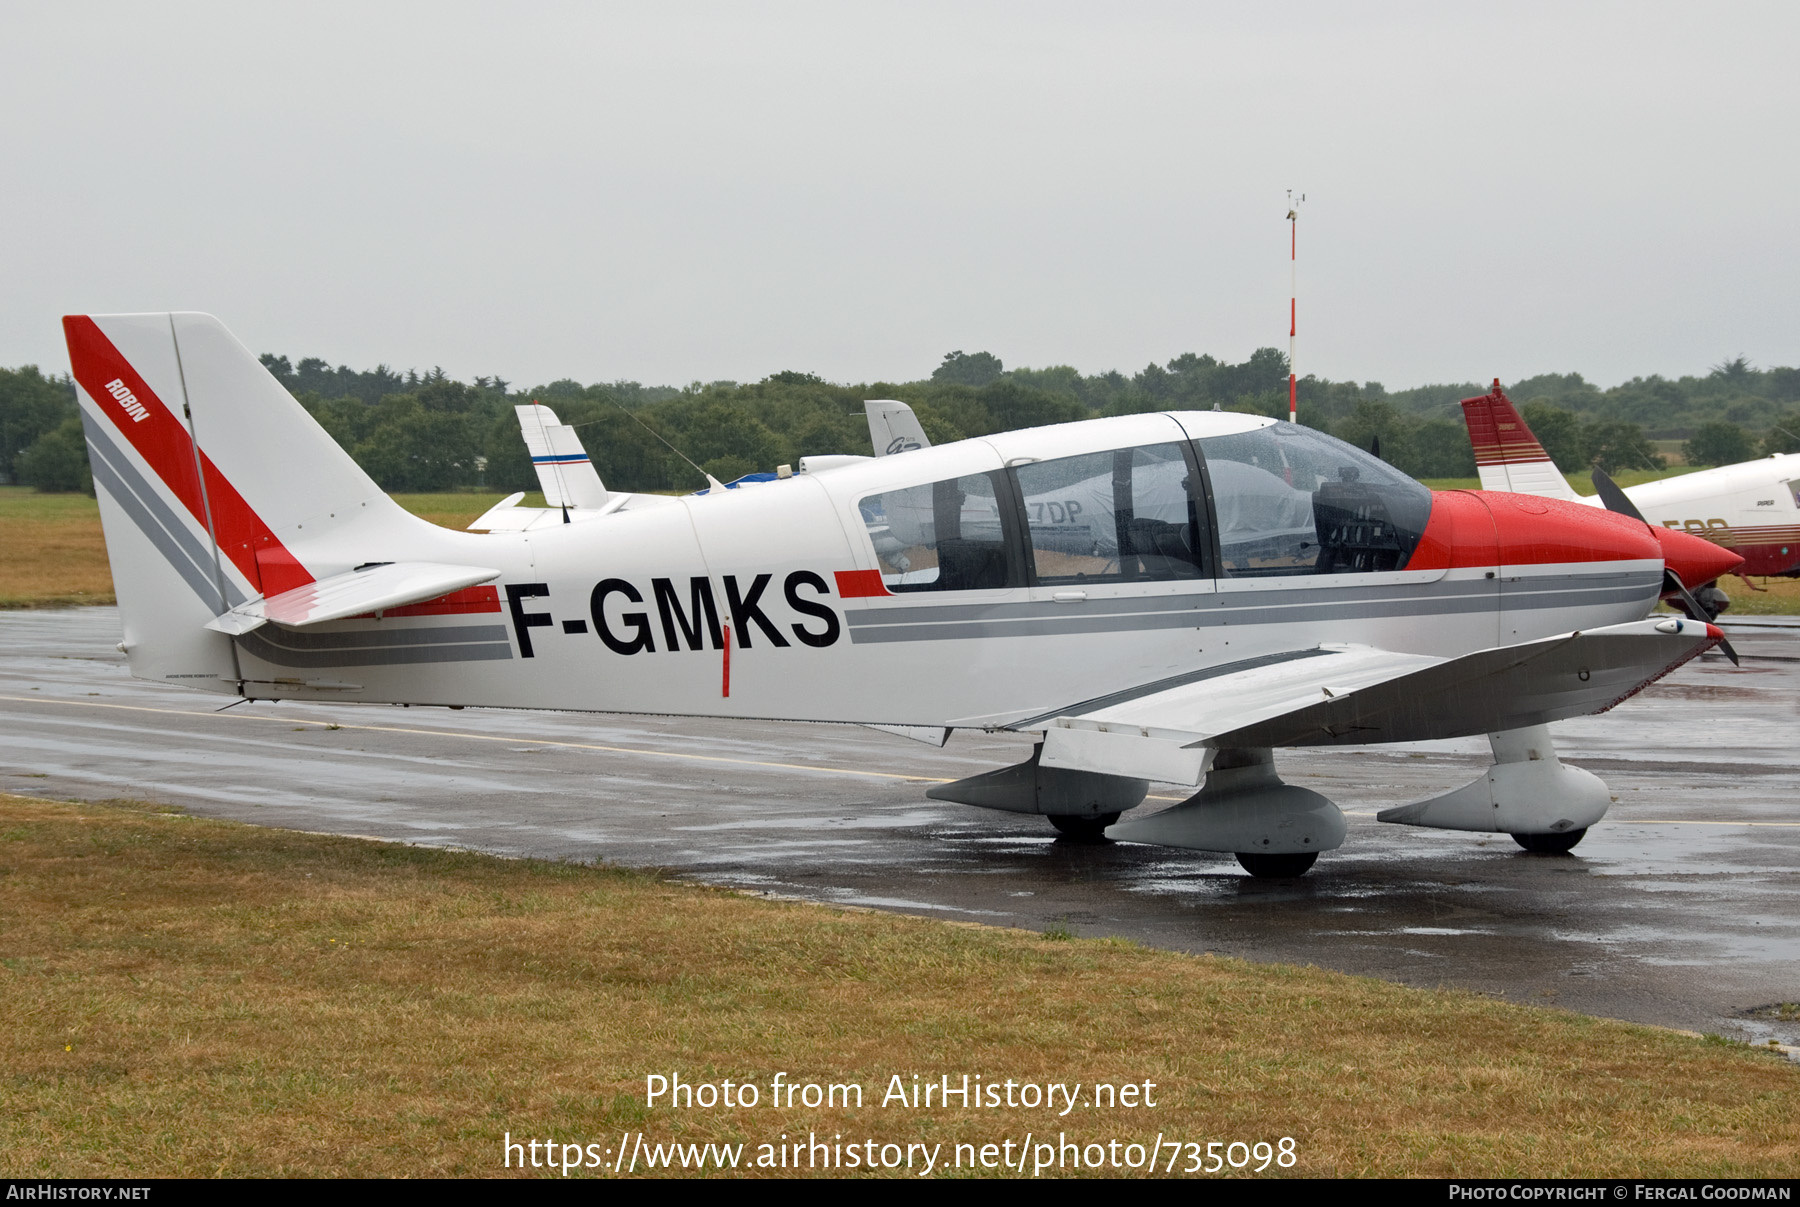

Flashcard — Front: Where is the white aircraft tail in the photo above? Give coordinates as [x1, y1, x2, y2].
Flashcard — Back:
[865, 399, 930, 456]
[1459, 381, 1581, 501]
[515, 402, 610, 509]
[64, 312, 439, 689]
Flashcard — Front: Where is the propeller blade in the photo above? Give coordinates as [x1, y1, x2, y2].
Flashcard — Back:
[1370, 433, 1382, 462]
[1663, 568, 1739, 666]
[1590, 467, 1648, 524]
[1598, 466, 1741, 664]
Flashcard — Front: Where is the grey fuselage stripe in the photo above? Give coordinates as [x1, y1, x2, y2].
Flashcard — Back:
[1007, 647, 1336, 730]
[235, 622, 515, 667]
[844, 571, 1661, 630]
[234, 629, 516, 668]
[82, 414, 244, 612]
[843, 576, 1662, 644]
[242, 623, 512, 652]
[847, 576, 1496, 627]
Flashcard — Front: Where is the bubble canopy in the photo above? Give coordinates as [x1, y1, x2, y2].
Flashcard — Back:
[855, 416, 1434, 591]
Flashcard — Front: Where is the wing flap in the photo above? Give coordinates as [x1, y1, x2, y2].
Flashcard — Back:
[205, 562, 502, 634]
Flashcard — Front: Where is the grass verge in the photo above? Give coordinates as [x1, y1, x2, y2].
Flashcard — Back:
[0, 792, 1794, 1178]
[0, 488, 115, 608]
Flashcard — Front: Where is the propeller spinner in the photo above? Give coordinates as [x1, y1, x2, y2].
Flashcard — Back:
[1591, 467, 1743, 665]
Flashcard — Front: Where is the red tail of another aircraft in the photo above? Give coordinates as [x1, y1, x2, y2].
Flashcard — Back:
[1459, 380, 1582, 502]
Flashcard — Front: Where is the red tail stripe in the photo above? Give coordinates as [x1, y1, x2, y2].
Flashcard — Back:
[63, 316, 313, 595]
[1461, 385, 1553, 466]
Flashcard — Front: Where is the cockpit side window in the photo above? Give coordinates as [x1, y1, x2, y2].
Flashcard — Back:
[1010, 442, 1211, 583]
[859, 471, 1023, 592]
[1196, 425, 1433, 576]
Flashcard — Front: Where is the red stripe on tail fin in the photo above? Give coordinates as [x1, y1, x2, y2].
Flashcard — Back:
[63, 315, 313, 596]
[1460, 379, 1555, 467]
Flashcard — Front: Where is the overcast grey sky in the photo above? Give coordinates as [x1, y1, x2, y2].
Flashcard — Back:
[4, 1, 1796, 391]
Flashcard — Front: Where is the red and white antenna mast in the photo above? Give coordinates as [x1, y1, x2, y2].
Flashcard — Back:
[1286, 190, 1304, 423]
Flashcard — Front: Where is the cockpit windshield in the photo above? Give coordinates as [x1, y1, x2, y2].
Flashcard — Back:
[1196, 424, 1432, 576]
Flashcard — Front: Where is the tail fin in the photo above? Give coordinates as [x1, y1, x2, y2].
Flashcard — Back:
[64, 312, 430, 690]
[515, 402, 610, 509]
[1459, 380, 1581, 501]
[865, 399, 929, 456]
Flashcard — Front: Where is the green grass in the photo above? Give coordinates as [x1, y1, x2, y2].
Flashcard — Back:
[1, 792, 1795, 1178]
[388, 491, 540, 530]
[0, 487, 113, 607]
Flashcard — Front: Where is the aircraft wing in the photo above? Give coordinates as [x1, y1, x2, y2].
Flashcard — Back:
[205, 562, 501, 635]
[1027, 617, 1719, 784]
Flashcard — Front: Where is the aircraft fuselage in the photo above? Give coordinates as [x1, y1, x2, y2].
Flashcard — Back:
[222, 412, 1704, 732]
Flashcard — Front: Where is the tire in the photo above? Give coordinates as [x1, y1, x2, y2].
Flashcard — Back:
[1235, 851, 1319, 878]
[1047, 812, 1120, 842]
[1511, 828, 1587, 854]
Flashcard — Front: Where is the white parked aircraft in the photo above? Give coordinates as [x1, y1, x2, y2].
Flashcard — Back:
[1461, 382, 1800, 611]
[66, 314, 1743, 876]
[473, 399, 914, 533]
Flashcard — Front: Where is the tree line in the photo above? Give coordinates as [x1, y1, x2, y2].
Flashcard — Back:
[6, 348, 1800, 497]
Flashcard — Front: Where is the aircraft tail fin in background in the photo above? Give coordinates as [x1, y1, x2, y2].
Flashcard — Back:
[515, 402, 610, 509]
[865, 399, 930, 456]
[63, 312, 438, 689]
[1459, 380, 1582, 501]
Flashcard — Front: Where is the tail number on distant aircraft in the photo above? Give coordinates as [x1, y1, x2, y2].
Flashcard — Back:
[1027, 499, 1084, 527]
[1663, 519, 1731, 538]
[506, 572, 842, 658]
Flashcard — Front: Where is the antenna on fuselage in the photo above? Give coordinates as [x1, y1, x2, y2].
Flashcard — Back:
[602, 398, 726, 493]
[1286, 189, 1305, 424]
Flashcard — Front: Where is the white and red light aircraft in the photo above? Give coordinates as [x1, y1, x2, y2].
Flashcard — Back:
[1461, 382, 1800, 612]
[65, 314, 1744, 877]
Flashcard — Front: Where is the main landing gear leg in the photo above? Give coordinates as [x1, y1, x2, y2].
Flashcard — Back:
[1106, 748, 1348, 878]
[1378, 724, 1610, 853]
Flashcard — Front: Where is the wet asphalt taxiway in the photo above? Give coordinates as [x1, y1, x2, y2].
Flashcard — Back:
[3, 607, 1797, 1045]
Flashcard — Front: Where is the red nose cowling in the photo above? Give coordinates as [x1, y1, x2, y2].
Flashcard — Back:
[1654, 523, 1745, 591]
[1409, 491, 1745, 587]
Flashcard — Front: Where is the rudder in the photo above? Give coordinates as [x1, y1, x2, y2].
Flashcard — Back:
[65, 312, 430, 691]
[1459, 380, 1580, 501]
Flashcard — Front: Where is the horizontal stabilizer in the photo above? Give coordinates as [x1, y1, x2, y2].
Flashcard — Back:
[205, 562, 501, 634]
[467, 492, 540, 532]
[1032, 618, 1719, 777]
